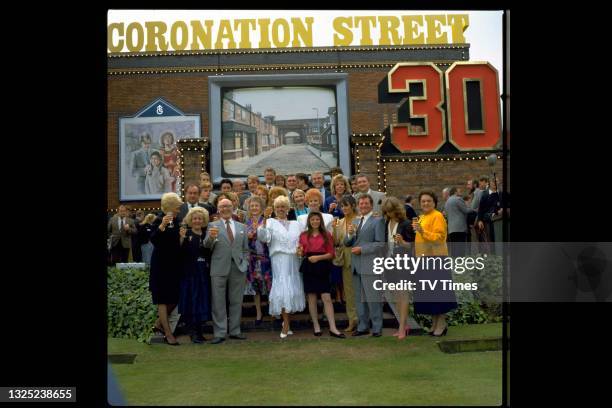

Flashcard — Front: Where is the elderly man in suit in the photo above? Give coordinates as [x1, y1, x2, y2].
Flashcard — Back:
[344, 194, 386, 337]
[445, 187, 476, 257]
[130, 132, 154, 195]
[108, 205, 137, 264]
[353, 174, 386, 215]
[204, 198, 250, 344]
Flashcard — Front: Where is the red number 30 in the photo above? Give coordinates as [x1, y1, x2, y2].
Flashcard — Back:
[387, 61, 501, 152]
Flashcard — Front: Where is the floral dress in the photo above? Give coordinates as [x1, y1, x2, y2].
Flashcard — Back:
[244, 216, 272, 296]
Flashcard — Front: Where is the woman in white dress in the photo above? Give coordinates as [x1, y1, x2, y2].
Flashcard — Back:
[297, 189, 335, 231]
[257, 195, 305, 338]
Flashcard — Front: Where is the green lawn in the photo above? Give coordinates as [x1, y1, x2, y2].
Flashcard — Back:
[109, 323, 502, 406]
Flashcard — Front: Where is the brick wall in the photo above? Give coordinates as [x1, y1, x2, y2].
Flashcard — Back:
[108, 68, 505, 212]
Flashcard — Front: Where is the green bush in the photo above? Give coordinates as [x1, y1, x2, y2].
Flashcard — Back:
[413, 254, 504, 328]
[107, 267, 157, 343]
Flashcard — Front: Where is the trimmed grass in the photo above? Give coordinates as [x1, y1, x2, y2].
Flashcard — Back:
[109, 323, 502, 406]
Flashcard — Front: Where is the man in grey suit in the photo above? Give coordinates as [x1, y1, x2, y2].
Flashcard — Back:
[130, 132, 154, 194]
[107, 205, 137, 264]
[353, 174, 386, 215]
[445, 187, 476, 257]
[204, 198, 250, 344]
[344, 194, 386, 337]
[471, 176, 489, 211]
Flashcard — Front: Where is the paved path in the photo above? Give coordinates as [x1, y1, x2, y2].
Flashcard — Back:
[225, 144, 331, 175]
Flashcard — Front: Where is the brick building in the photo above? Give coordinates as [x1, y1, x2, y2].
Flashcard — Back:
[107, 44, 507, 213]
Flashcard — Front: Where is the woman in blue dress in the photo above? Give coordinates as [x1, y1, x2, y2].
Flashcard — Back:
[178, 206, 212, 344]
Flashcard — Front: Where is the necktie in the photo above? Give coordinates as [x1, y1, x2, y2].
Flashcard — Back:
[120, 217, 124, 230]
[356, 216, 364, 238]
[226, 220, 234, 243]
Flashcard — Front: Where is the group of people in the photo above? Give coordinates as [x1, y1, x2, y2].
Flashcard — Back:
[108, 166, 509, 345]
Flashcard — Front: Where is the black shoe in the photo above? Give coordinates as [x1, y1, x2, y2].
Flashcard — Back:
[371, 332, 382, 337]
[163, 336, 180, 346]
[255, 319, 263, 326]
[313, 330, 322, 337]
[330, 331, 346, 339]
[432, 326, 448, 337]
[352, 330, 370, 337]
[191, 334, 206, 344]
[210, 337, 225, 344]
[229, 334, 247, 340]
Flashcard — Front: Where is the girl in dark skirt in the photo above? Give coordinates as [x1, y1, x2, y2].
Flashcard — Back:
[297, 212, 345, 338]
[178, 207, 212, 344]
[150, 193, 183, 345]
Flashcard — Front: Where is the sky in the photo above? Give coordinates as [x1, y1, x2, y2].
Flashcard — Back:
[228, 87, 336, 121]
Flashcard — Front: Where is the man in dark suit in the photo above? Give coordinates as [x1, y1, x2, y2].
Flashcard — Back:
[178, 184, 211, 223]
[108, 205, 137, 264]
[311, 171, 331, 201]
[344, 194, 386, 337]
[477, 178, 504, 243]
[404, 195, 417, 220]
[130, 133, 154, 194]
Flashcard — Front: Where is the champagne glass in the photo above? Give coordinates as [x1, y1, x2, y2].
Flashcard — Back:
[167, 212, 174, 228]
[412, 216, 422, 233]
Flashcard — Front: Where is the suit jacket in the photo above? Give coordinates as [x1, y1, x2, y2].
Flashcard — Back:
[107, 215, 137, 248]
[178, 202, 209, 223]
[478, 190, 501, 222]
[445, 195, 476, 234]
[471, 188, 485, 210]
[203, 218, 249, 276]
[383, 219, 416, 245]
[404, 204, 417, 221]
[130, 148, 151, 178]
[344, 214, 385, 275]
[354, 190, 386, 215]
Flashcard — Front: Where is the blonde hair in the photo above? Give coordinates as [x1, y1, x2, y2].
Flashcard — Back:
[140, 213, 157, 225]
[183, 206, 209, 227]
[255, 185, 269, 206]
[161, 192, 182, 213]
[330, 174, 351, 195]
[269, 186, 288, 202]
[273, 195, 290, 209]
[246, 196, 266, 218]
[381, 196, 407, 221]
[200, 181, 212, 190]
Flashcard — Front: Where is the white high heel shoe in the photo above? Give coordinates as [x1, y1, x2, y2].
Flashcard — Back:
[281, 322, 293, 337]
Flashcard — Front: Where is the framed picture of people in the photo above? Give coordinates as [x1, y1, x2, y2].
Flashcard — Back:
[119, 98, 202, 201]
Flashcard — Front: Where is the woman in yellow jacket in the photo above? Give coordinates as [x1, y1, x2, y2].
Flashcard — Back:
[412, 191, 457, 337]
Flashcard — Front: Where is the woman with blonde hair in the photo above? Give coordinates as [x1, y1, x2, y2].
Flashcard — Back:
[178, 206, 212, 344]
[380, 196, 415, 340]
[138, 213, 157, 265]
[257, 195, 305, 338]
[268, 186, 296, 220]
[150, 192, 183, 345]
[324, 174, 352, 218]
[292, 189, 308, 217]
